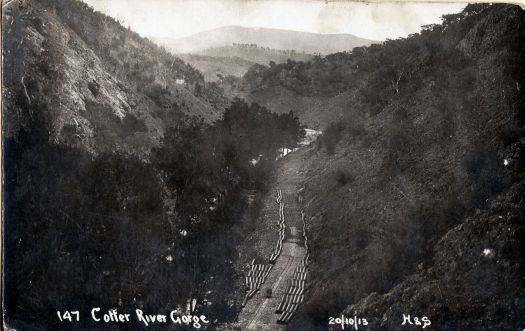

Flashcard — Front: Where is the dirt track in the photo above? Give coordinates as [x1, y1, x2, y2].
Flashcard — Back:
[238, 149, 308, 330]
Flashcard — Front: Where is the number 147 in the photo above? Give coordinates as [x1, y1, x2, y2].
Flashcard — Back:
[57, 310, 79, 322]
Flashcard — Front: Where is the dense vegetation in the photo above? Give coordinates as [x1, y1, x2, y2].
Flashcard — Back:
[198, 44, 312, 66]
[229, 4, 524, 125]
[3, 1, 303, 328]
[240, 4, 514, 100]
[2, 0, 304, 324]
[178, 44, 313, 82]
[4, 95, 303, 329]
[279, 4, 523, 329]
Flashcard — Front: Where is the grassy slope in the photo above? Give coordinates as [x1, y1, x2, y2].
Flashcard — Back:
[2, 0, 228, 155]
[278, 4, 524, 329]
[177, 53, 256, 81]
[223, 77, 353, 130]
[240, 87, 350, 130]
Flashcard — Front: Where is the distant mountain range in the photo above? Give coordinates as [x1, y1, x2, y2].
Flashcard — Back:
[153, 25, 377, 55]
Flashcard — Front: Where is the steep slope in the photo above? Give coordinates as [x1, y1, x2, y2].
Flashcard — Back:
[2, 0, 228, 155]
[155, 26, 376, 55]
[262, 4, 524, 329]
[340, 180, 524, 330]
[222, 5, 525, 131]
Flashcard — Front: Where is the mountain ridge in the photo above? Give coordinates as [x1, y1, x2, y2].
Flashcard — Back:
[154, 25, 377, 55]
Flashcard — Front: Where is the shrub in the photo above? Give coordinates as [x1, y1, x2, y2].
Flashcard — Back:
[334, 168, 355, 186]
[462, 146, 508, 208]
[347, 121, 367, 140]
[319, 122, 345, 154]
[304, 285, 345, 321]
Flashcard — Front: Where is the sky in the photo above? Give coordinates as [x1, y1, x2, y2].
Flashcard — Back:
[82, 0, 466, 41]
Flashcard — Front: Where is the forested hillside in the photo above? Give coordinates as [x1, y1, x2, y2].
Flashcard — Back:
[224, 4, 525, 131]
[3, 0, 304, 329]
[279, 4, 524, 329]
[4, 99, 303, 329]
[178, 44, 313, 81]
[177, 53, 256, 81]
[197, 44, 312, 64]
[2, 0, 228, 155]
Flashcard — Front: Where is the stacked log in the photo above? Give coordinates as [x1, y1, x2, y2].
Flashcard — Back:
[276, 265, 308, 324]
[276, 209, 310, 324]
[242, 259, 273, 306]
[242, 189, 285, 306]
[301, 209, 309, 267]
[269, 189, 285, 263]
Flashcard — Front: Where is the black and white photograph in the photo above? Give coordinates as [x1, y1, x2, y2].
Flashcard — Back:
[2, 0, 524, 329]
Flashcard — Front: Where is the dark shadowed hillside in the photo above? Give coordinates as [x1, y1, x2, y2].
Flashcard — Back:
[3, 1, 307, 330]
[265, 4, 524, 330]
[3, 97, 304, 330]
[2, 0, 228, 155]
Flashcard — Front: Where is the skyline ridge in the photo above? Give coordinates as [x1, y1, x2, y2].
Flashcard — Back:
[152, 25, 377, 55]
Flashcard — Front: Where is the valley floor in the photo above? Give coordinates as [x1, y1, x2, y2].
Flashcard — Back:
[237, 147, 311, 329]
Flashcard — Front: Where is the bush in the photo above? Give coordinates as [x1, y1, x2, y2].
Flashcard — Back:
[304, 285, 344, 321]
[4, 114, 183, 328]
[319, 122, 345, 154]
[462, 146, 508, 208]
[347, 121, 367, 140]
[334, 168, 355, 186]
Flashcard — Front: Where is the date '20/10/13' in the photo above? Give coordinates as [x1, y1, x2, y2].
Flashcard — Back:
[329, 314, 431, 329]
